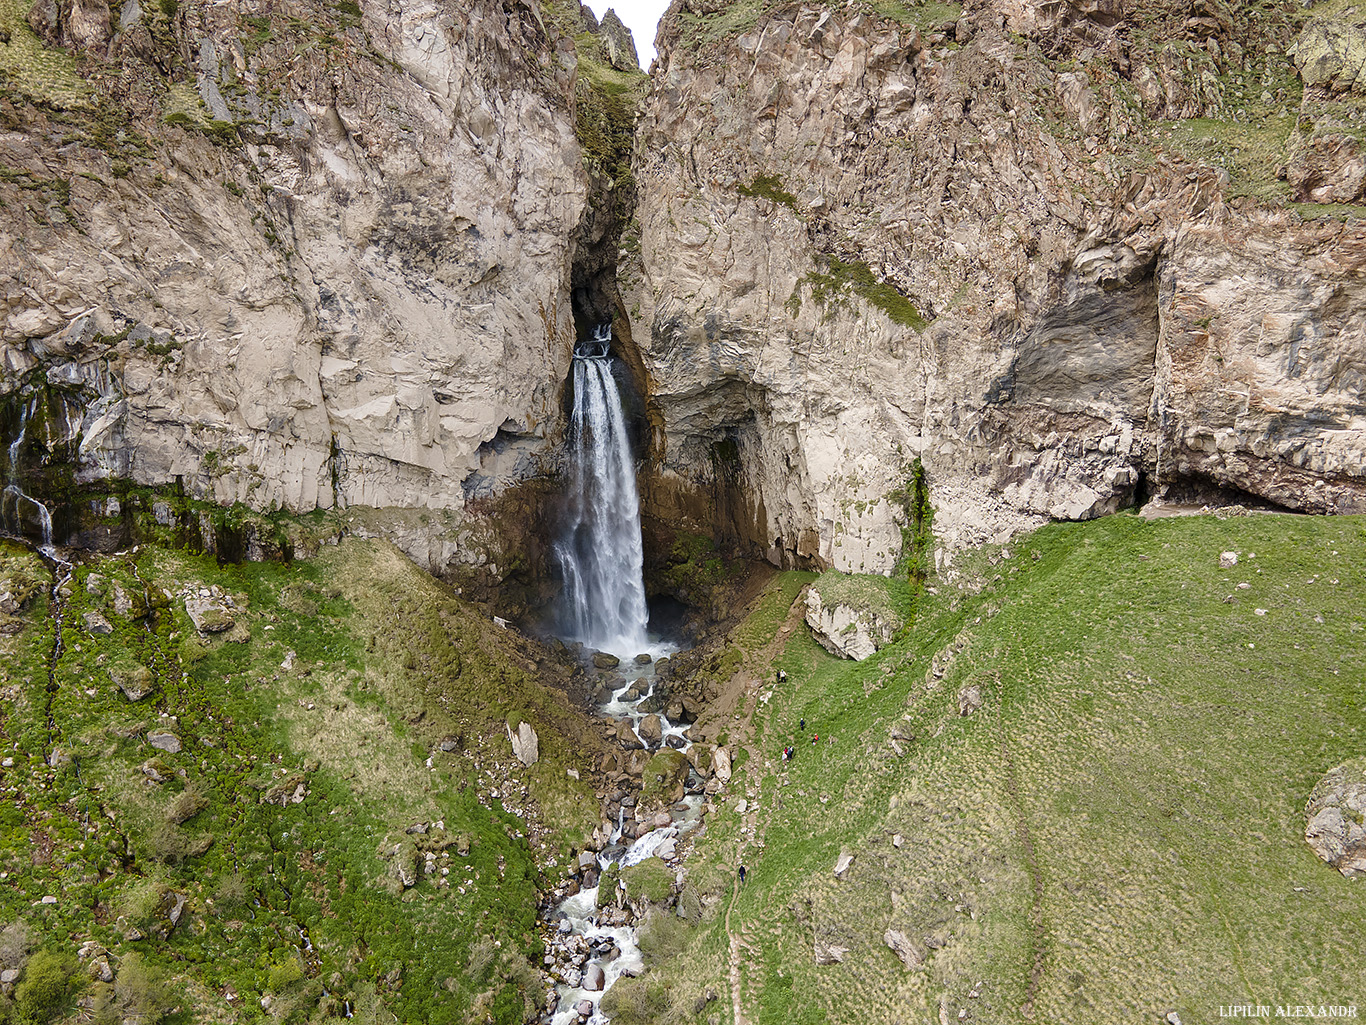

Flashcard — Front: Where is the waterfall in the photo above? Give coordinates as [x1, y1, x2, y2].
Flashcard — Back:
[554, 324, 650, 656]
[2, 397, 54, 547]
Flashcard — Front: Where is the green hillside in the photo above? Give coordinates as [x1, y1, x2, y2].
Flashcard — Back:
[0, 538, 604, 1025]
[607, 511, 1366, 1024]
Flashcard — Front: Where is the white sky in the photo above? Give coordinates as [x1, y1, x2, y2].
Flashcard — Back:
[584, 0, 671, 68]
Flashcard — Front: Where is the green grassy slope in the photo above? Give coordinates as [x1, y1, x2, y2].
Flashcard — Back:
[615, 512, 1366, 1025]
[0, 538, 605, 1025]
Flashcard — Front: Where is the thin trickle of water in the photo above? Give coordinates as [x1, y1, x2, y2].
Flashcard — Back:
[554, 324, 649, 656]
[3, 396, 55, 547]
[6, 397, 31, 473]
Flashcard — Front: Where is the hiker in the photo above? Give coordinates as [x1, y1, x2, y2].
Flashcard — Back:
[800, 718, 806, 731]
[812, 734, 818, 745]
[776, 669, 787, 682]
[739, 865, 747, 885]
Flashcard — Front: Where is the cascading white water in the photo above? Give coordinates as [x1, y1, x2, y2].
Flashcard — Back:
[2, 397, 54, 547]
[555, 325, 650, 656]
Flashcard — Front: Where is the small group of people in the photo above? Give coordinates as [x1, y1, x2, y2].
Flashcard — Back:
[781, 716, 823, 761]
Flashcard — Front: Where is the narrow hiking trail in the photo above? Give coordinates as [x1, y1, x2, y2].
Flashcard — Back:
[726, 877, 746, 1025]
[718, 588, 811, 1025]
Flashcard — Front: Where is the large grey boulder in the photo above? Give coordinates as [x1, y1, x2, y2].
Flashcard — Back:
[712, 746, 732, 782]
[184, 596, 234, 634]
[506, 721, 539, 767]
[883, 929, 924, 970]
[114, 666, 156, 701]
[147, 730, 182, 754]
[616, 719, 644, 750]
[637, 714, 662, 746]
[1306, 758, 1366, 877]
[804, 579, 900, 661]
[813, 939, 848, 965]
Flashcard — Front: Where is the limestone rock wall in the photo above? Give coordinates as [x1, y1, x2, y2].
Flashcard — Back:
[628, 0, 1366, 572]
[0, 0, 593, 574]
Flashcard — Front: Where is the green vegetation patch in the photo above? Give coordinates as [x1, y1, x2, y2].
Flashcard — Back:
[634, 513, 1366, 1025]
[621, 858, 674, 904]
[0, 0, 88, 108]
[573, 55, 646, 188]
[0, 535, 607, 1024]
[738, 172, 798, 210]
[867, 0, 962, 31]
[800, 255, 929, 330]
[1157, 114, 1299, 204]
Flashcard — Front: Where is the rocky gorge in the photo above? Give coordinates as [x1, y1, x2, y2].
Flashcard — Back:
[1, 0, 1365, 1023]
[0, 0, 1362, 585]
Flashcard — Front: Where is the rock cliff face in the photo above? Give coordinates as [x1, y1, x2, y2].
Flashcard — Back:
[629, 0, 1366, 572]
[0, 0, 622, 575]
[2, 0, 1365, 586]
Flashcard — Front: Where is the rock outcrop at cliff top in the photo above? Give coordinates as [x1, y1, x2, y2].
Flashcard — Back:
[628, 0, 1366, 572]
[2, 0, 1365, 583]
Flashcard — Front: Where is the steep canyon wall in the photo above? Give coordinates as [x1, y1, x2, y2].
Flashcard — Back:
[629, 0, 1366, 572]
[0, 0, 608, 576]
[1, 0, 1365, 585]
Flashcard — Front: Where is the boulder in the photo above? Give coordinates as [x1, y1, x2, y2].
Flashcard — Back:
[111, 583, 147, 618]
[713, 746, 732, 782]
[640, 749, 690, 807]
[114, 665, 156, 701]
[833, 852, 855, 878]
[883, 928, 923, 970]
[637, 714, 662, 746]
[83, 611, 113, 635]
[633, 652, 652, 664]
[184, 596, 235, 634]
[506, 721, 539, 767]
[1291, 9, 1366, 93]
[147, 730, 182, 754]
[813, 939, 848, 965]
[583, 964, 606, 991]
[804, 579, 900, 661]
[958, 684, 983, 716]
[1306, 758, 1366, 877]
[623, 749, 651, 776]
[592, 652, 620, 669]
[1220, 551, 1238, 569]
[616, 720, 644, 750]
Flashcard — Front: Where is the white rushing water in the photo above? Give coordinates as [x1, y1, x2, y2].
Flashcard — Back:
[549, 875, 646, 1025]
[2, 397, 54, 547]
[554, 325, 650, 657]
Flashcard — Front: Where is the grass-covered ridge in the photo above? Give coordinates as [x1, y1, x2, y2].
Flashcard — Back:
[0, 537, 606, 1024]
[611, 512, 1366, 1024]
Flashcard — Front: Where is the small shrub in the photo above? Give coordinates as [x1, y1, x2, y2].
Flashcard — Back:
[94, 952, 174, 1025]
[14, 949, 78, 1024]
[164, 787, 208, 825]
[266, 957, 303, 994]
